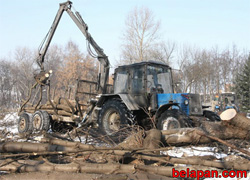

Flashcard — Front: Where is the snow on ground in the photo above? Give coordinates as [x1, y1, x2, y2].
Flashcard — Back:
[0, 112, 19, 138]
[163, 146, 228, 159]
[0, 112, 249, 179]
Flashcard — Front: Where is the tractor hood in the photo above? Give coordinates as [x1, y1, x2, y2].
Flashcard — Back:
[157, 93, 203, 116]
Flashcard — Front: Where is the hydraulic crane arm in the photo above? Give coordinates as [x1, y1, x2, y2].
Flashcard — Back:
[37, 1, 110, 94]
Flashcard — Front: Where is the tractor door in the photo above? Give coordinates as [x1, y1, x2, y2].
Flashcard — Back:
[146, 65, 173, 94]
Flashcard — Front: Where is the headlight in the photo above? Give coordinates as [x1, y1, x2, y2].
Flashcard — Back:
[184, 100, 189, 105]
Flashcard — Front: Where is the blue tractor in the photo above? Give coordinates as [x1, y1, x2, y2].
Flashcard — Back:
[92, 61, 218, 137]
[214, 92, 239, 113]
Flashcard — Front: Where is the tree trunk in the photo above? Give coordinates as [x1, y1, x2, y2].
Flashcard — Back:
[220, 109, 250, 131]
[0, 160, 222, 177]
[0, 142, 76, 153]
[162, 121, 250, 146]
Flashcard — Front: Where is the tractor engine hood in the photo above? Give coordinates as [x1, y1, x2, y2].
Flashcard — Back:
[157, 93, 203, 116]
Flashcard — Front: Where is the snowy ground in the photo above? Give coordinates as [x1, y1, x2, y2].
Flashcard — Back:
[0, 112, 249, 179]
[0, 112, 18, 133]
[164, 146, 227, 159]
[0, 112, 19, 140]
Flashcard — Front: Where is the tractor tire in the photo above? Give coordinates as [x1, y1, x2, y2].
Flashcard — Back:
[203, 110, 221, 121]
[32, 110, 51, 132]
[99, 99, 132, 141]
[157, 109, 191, 130]
[18, 112, 33, 134]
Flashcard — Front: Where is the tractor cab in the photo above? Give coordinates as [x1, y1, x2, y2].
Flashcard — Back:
[114, 61, 173, 94]
[113, 61, 173, 109]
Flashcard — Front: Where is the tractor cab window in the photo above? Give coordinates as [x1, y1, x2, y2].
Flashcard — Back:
[131, 66, 144, 93]
[114, 70, 128, 94]
[222, 94, 235, 105]
[147, 65, 173, 94]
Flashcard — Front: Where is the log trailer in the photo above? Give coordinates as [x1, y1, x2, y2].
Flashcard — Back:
[17, 1, 219, 139]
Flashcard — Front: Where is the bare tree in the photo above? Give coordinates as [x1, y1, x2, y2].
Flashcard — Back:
[148, 41, 176, 65]
[12, 47, 36, 101]
[176, 44, 249, 106]
[0, 60, 16, 109]
[56, 40, 98, 98]
[119, 6, 175, 65]
[176, 45, 203, 93]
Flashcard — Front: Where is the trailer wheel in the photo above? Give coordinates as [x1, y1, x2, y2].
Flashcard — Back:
[32, 110, 51, 132]
[157, 109, 190, 130]
[99, 99, 132, 138]
[18, 113, 33, 134]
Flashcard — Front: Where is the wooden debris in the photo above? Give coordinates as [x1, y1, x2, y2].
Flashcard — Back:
[0, 159, 225, 176]
[1, 110, 250, 178]
[220, 109, 250, 131]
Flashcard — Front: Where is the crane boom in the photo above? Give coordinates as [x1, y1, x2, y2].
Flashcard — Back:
[36, 1, 110, 94]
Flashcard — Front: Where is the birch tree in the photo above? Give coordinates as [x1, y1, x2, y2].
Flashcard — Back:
[119, 7, 175, 65]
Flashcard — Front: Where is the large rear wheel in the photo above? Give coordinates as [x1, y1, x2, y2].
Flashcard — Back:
[99, 99, 132, 141]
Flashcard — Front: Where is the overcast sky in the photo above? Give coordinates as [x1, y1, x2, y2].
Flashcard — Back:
[0, 0, 249, 67]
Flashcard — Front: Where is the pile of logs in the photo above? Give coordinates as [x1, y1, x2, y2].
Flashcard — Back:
[0, 109, 250, 179]
[23, 97, 81, 123]
[0, 135, 249, 175]
[24, 98, 77, 115]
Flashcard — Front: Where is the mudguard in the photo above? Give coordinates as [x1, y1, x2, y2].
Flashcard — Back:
[155, 103, 179, 121]
[96, 94, 140, 110]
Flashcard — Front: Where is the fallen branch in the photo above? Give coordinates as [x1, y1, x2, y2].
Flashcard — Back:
[196, 131, 250, 157]
[161, 121, 250, 146]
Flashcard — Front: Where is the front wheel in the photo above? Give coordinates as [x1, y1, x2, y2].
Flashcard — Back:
[99, 99, 132, 140]
[157, 109, 191, 130]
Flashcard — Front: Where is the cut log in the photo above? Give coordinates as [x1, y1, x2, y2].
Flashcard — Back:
[161, 121, 250, 146]
[162, 128, 212, 145]
[220, 109, 237, 121]
[133, 155, 250, 170]
[51, 115, 79, 123]
[40, 104, 73, 113]
[0, 142, 76, 153]
[46, 110, 72, 116]
[40, 138, 98, 150]
[0, 172, 132, 180]
[220, 109, 250, 131]
[0, 140, 137, 154]
[23, 109, 74, 116]
[199, 120, 250, 140]
[0, 159, 222, 177]
[23, 109, 35, 113]
[54, 97, 76, 107]
[23, 102, 75, 113]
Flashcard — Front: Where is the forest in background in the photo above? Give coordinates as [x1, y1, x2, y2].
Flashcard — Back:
[0, 6, 249, 113]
